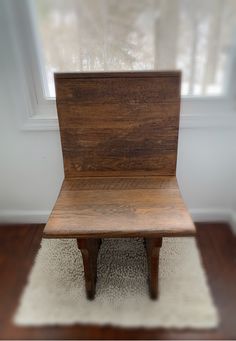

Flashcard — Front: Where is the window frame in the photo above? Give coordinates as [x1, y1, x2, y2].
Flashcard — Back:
[6, 0, 236, 131]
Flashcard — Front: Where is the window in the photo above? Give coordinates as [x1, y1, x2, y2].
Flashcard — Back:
[4, 0, 236, 130]
[33, 0, 236, 98]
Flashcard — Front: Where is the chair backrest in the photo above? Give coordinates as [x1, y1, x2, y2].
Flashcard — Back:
[55, 71, 181, 178]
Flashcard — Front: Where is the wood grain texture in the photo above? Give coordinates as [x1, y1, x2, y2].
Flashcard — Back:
[44, 71, 194, 299]
[44, 71, 193, 300]
[55, 71, 181, 176]
[43, 176, 195, 238]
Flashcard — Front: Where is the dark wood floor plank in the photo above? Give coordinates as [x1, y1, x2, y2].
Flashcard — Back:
[0, 223, 235, 339]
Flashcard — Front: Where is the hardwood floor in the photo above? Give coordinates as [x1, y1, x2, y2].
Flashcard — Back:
[0, 223, 235, 339]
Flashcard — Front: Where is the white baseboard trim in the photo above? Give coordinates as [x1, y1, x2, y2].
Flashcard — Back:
[0, 210, 50, 224]
[190, 208, 236, 234]
[189, 208, 232, 223]
[229, 211, 236, 235]
[0, 208, 236, 234]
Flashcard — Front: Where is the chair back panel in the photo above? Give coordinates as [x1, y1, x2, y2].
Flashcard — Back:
[55, 71, 181, 177]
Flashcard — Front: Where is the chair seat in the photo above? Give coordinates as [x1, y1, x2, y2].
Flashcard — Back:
[43, 176, 195, 238]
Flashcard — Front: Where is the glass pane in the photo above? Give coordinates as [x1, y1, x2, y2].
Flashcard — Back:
[34, 0, 236, 98]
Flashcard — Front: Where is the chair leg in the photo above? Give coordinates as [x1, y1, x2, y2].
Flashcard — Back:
[77, 238, 101, 300]
[144, 237, 162, 299]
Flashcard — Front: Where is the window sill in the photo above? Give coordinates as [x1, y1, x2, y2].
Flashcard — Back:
[20, 98, 236, 131]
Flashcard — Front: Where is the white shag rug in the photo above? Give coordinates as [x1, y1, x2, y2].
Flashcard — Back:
[14, 237, 219, 328]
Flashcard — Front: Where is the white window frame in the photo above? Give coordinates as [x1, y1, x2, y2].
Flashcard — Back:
[4, 0, 236, 131]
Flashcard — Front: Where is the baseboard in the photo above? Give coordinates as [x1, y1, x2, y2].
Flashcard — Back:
[0, 210, 50, 224]
[229, 211, 236, 234]
[190, 208, 236, 234]
[0, 208, 235, 234]
[189, 208, 232, 223]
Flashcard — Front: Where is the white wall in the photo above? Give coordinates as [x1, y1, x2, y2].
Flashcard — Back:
[0, 2, 236, 231]
[177, 128, 236, 226]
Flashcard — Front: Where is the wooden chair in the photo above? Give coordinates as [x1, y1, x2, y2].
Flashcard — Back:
[43, 71, 195, 300]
